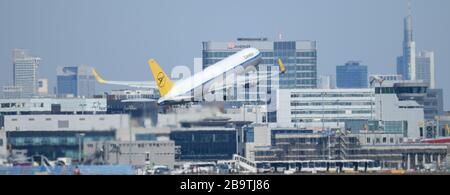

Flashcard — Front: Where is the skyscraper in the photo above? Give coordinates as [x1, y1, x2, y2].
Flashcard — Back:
[416, 51, 436, 89]
[12, 49, 41, 98]
[336, 61, 368, 88]
[56, 65, 95, 97]
[317, 75, 336, 89]
[1, 86, 23, 99]
[37, 78, 49, 96]
[202, 38, 317, 102]
[397, 1, 417, 81]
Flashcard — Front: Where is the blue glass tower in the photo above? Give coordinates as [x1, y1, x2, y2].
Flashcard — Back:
[336, 61, 368, 88]
[202, 38, 317, 103]
[56, 65, 95, 97]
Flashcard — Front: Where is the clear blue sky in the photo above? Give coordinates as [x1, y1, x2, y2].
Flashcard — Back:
[1, 0, 449, 109]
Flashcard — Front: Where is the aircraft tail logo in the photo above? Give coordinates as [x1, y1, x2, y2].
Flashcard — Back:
[157, 72, 166, 88]
[148, 59, 174, 97]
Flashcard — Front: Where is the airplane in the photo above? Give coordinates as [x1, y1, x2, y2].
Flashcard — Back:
[92, 48, 286, 104]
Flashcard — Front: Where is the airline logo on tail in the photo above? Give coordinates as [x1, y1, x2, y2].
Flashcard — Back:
[156, 72, 166, 88]
[148, 59, 174, 97]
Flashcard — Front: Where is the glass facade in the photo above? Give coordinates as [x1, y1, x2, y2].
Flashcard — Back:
[170, 130, 237, 161]
[397, 15, 416, 81]
[285, 89, 375, 125]
[274, 42, 317, 89]
[336, 61, 368, 88]
[135, 133, 157, 141]
[270, 129, 313, 145]
[375, 86, 427, 94]
[384, 121, 408, 134]
[244, 127, 254, 143]
[345, 120, 407, 134]
[8, 131, 115, 160]
[57, 65, 95, 97]
[416, 52, 434, 88]
[202, 39, 317, 103]
[57, 67, 78, 96]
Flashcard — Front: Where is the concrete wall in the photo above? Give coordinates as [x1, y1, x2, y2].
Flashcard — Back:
[354, 132, 405, 145]
[375, 94, 424, 138]
[0, 98, 107, 113]
[245, 125, 274, 160]
[4, 114, 130, 132]
[84, 140, 175, 168]
[115, 126, 171, 142]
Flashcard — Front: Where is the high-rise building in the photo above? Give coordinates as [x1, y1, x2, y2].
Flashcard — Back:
[317, 75, 336, 89]
[396, 3, 417, 81]
[12, 49, 41, 98]
[1, 86, 23, 99]
[202, 38, 317, 102]
[336, 61, 368, 88]
[423, 88, 444, 121]
[37, 78, 49, 96]
[56, 65, 95, 97]
[416, 51, 436, 88]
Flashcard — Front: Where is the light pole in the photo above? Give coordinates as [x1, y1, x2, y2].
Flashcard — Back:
[77, 133, 85, 164]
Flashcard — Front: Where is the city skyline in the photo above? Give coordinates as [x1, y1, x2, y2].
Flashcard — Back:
[0, 0, 449, 108]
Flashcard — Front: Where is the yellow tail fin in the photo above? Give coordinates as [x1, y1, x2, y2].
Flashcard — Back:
[277, 58, 286, 74]
[148, 59, 174, 97]
[91, 68, 107, 84]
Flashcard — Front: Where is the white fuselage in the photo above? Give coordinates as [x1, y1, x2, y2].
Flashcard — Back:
[159, 48, 262, 103]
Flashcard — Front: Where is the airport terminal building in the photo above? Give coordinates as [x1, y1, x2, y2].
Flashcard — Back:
[269, 80, 439, 139]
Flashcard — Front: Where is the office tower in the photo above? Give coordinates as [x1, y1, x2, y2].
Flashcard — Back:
[202, 38, 317, 102]
[1, 86, 23, 99]
[396, 2, 417, 80]
[416, 51, 436, 88]
[423, 88, 443, 121]
[37, 78, 49, 96]
[317, 75, 335, 89]
[336, 61, 368, 88]
[56, 65, 95, 97]
[12, 49, 41, 98]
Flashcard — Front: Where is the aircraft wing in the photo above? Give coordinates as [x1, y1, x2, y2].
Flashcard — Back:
[158, 95, 195, 104]
[92, 68, 157, 89]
